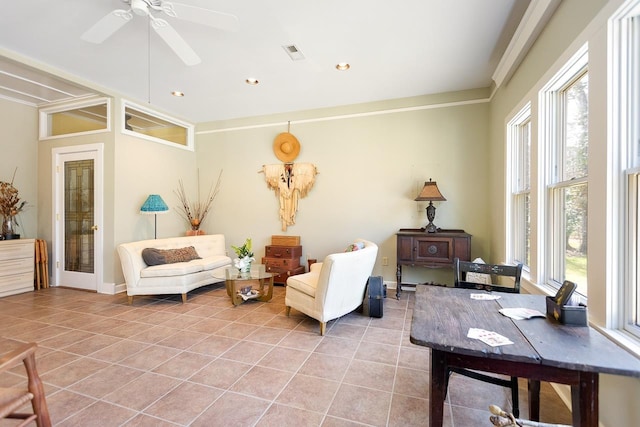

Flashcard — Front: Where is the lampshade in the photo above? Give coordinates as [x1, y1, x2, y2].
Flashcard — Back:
[140, 195, 169, 214]
[414, 180, 446, 201]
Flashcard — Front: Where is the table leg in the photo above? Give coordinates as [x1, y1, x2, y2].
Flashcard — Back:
[528, 379, 540, 421]
[430, 349, 447, 427]
[571, 372, 598, 427]
[396, 264, 402, 299]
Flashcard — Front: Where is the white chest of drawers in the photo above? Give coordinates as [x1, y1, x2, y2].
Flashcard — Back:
[0, 239, 35, 297]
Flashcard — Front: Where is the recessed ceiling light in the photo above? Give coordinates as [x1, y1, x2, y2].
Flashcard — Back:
[245, 78, 259, 85]
[336, 63, 350, 71]
[171, 91, 184, 97]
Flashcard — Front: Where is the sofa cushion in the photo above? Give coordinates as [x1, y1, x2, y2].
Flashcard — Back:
[142, 246, 201, 266]
[193, 255, 234, 271]
[141, 262, 204, 278]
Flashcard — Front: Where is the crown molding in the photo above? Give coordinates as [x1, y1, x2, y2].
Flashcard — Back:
[492, 0, 562, 88]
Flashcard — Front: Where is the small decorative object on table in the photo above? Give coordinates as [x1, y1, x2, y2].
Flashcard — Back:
[0, 168, 27, 240]
[232, 238, 255, 276]
[545, 280, 587, 326]
[175, 169, 222, 236]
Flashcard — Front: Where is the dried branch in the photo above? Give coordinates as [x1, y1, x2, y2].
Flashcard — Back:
[174, 170, 223, 230]
[0, 168, 27, 218]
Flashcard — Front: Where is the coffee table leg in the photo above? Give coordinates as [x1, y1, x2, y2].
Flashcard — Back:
[258, 276, 274, 302]
[430, 349, 447, 426]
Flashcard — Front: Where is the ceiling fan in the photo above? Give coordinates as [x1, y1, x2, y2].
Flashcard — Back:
[81, 0, 239, 66]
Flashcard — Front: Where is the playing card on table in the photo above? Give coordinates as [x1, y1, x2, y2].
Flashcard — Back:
[467, 328, 514, 347]
[470, 293, 501, 300]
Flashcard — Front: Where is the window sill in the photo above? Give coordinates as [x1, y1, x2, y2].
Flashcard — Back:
[520, 275, 640, 358]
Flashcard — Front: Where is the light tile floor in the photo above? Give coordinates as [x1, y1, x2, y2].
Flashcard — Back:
[0, 284, 572, 426]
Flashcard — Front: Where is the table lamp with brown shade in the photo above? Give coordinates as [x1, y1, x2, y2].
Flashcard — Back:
[415, 179, 446, 233]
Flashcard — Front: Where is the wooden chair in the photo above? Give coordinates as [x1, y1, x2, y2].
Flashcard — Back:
[451, 258, 528, 418]
[0, 341, 51, 427]
[454, 257, 522, 293]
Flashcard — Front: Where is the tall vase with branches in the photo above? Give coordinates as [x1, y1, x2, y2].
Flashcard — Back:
[0, 168, 27, 239]
[175, 169, 222, 235]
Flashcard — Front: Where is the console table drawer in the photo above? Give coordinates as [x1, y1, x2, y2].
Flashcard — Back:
[0, 257, 33, 276]
[415, 238, 453, 263]
[0, 272, 33, 297]
[0, 240, 33, 261]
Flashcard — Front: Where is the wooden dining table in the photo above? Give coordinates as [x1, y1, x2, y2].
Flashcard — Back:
[409, 286, 640, 427]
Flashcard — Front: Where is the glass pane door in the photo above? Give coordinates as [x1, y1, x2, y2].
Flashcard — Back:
[64, 159, 94, 273]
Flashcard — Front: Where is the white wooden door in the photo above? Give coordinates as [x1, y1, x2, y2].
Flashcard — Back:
[53, 144, 103, 291]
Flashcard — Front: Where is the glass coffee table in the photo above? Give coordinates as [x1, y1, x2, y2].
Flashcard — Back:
[213, 265, 275, 306]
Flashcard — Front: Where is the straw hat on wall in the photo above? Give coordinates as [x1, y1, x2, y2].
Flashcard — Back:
[273, 132, 300, 162]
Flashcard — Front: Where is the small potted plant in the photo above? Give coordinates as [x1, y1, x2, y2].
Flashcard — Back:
[232, 238, 255, 275]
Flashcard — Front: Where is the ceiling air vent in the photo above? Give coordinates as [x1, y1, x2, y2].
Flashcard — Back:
[282, 44, 305, 61]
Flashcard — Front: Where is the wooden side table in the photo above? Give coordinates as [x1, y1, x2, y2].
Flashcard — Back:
[395, 229, 471, 299]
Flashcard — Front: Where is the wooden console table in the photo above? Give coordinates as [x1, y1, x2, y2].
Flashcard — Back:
[0, 239, 36, 297]
[395, 229, 470, 298]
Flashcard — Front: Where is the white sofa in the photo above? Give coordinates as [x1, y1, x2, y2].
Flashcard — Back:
[285, 238, 378, 335]
[117, 234, 232, 304]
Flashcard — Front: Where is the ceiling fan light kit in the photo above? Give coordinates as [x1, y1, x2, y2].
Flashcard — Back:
[131, 0, 150, 16]
[81, 0, 239, 66]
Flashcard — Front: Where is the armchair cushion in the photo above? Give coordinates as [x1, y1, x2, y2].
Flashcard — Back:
[286, 271, 319, 298]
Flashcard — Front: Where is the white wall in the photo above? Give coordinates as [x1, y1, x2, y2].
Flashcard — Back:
[195, 93, 491, 287]
[0, 98, 37, 238]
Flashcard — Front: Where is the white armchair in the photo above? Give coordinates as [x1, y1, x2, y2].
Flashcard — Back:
[285, 239, 378, 335]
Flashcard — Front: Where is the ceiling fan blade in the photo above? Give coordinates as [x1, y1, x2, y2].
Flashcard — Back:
[166, 2, 239, 32]
[151, 18, 201, 66]
[81, 9, 133, 43]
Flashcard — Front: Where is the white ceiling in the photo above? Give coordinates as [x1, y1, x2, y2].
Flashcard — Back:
[0, 0, 538, 124]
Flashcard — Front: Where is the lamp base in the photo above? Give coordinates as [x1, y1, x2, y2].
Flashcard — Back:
[424, 202, 438, 233]
[424, 222, 438, 233]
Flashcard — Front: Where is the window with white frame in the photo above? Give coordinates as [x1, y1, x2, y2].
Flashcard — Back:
[507, 103, 532, 269]
[540, 46, 589, 297]
[610, 0, 640, 340]
[122, 100, 194, 151]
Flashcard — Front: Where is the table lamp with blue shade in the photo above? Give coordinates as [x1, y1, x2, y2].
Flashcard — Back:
[140, 194, 169, 239]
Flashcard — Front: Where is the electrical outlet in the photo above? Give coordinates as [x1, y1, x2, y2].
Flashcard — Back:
[382, 256, 388, 266]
